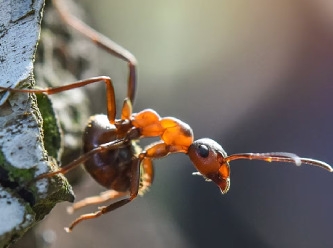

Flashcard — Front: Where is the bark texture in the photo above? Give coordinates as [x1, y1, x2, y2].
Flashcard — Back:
[0, 1, 75, 247]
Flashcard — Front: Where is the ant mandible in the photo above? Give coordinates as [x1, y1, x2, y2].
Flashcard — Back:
[0, 0, 332, 232]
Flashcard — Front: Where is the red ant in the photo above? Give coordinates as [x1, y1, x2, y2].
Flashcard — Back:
[0, 0, 332, 232]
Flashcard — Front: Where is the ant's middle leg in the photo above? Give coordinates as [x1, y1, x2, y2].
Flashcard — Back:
[34, 138, 129, 181]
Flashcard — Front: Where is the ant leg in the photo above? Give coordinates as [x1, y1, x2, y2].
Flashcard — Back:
[34, 138, 128, 181]
[66, 189, 128, 214]
[65, 158, 141, 232]
[120, 98, 133, 120]
[66, 158, 153, 214]
[225, 152, 333, 172]
[52, 0, 137, 103]
[138, 158, 154, 195]
[0, 76, 117, 124]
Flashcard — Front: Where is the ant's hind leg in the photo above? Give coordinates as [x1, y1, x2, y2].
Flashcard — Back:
[0, 76, 117, 123]
[66, 189, 128, 214]
[64, 158, 141, 232]
[65, 157, 153, 217]
[52, 0, 137, 103]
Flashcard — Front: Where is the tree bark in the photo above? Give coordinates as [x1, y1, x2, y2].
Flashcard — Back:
[0, 1, 76, 247]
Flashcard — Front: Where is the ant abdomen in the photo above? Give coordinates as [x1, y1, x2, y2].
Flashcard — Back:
[82, 114, 137, 192]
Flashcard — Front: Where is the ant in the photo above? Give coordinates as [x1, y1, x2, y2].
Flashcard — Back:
[0, 0, 332, 232]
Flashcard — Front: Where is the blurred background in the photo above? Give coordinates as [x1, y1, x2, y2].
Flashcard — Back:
[22, 0, 333, 247]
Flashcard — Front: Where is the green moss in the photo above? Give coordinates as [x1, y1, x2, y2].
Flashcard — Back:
[0, 150, 6, 167]
[32, 174, 74, 221]
[33, 93, 75, 220]
[36, 94, 62, 160]
[0, 149, 74, 222]
[0, 150, 34, 183]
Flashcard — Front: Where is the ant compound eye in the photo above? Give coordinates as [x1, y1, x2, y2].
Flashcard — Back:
[197, 144, 209, 158]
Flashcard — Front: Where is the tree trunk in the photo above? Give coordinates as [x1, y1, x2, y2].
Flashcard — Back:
[0, 1, 84, 246]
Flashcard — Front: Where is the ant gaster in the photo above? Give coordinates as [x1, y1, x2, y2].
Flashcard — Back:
[0, 0, 332, 232]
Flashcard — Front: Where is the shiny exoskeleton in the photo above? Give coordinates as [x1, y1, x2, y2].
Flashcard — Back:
[82, 114, 138, 192]
[0, 0, 331, 232]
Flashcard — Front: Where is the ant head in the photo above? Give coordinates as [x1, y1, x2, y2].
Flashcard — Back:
[188, 138, 230, 194]
[188, 138, 333, 195]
